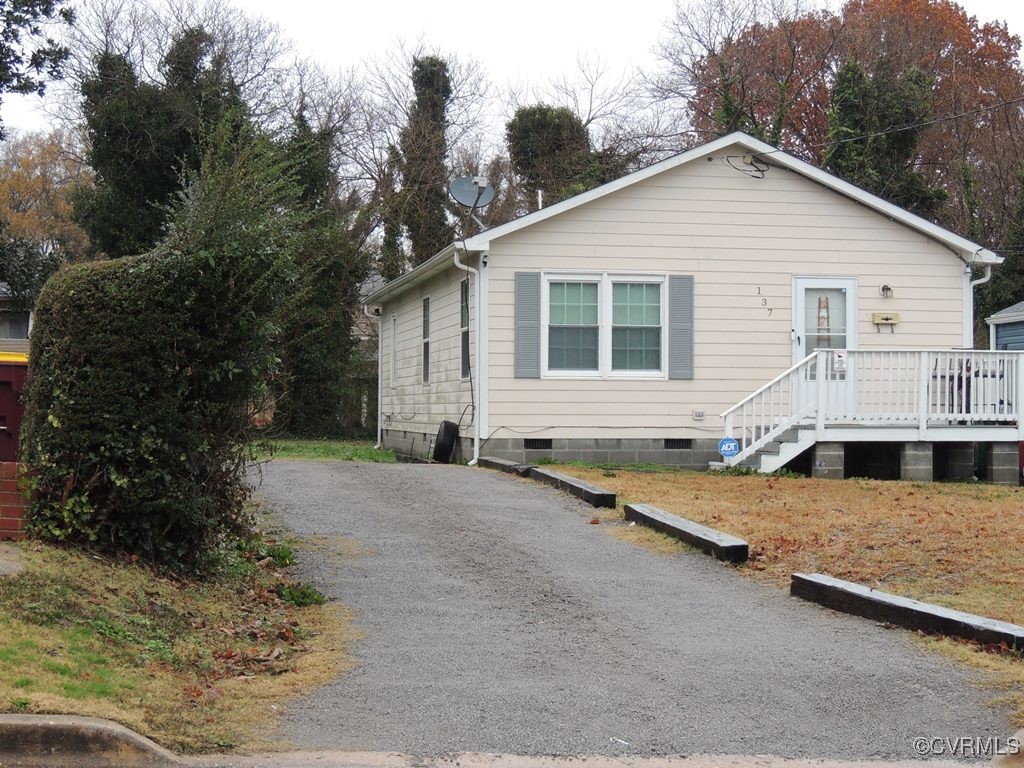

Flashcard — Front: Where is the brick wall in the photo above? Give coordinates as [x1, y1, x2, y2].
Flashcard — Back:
[0, 461, 27, 540]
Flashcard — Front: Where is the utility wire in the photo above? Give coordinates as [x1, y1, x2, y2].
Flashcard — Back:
[737, 93, 1024, 158]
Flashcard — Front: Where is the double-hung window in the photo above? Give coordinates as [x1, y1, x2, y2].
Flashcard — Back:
[460, 278, 470, 379]
[548, 280, 600, 371]
[422, 297, 430, 384]
[611, 283, 662, 371]
[542, 274, 666, 378]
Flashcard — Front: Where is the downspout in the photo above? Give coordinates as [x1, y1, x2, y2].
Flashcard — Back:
[453, 246, 480, 466]
[960, 248, 992, 349]
[968, 262, 992, 349]
[970, 264, 992, 290]
[363, 304, 383, 449]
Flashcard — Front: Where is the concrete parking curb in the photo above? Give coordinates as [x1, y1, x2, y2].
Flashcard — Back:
[791, 573, 1024, 650]
[0, 714, 182, 767]
[527, 467, 616, 508]
[623, 503, 749, 563]
[477, 456, 534, 477]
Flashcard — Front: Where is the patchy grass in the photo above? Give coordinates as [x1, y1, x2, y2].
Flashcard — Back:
[261, 439, 394, 463]
[547, 463, 1024, 725]
[0, 534, 358, 753]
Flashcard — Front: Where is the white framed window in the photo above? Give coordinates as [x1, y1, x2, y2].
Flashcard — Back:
[422, 297, 430, 385]
[541, 273, 667, 379]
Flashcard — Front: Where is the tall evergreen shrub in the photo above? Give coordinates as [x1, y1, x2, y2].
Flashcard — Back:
[20, 122, 299, 569]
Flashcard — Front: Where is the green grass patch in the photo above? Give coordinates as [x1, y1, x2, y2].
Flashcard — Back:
[276, 581, 326, 607]
[261, 439, 394, 463]
[0, 532, 357, 753]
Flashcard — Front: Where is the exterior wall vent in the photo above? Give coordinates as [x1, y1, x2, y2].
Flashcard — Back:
[524, 438, 553, 450]
[664, 439, 693, 450]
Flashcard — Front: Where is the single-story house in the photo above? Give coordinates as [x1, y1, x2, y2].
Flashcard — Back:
[366, 131, 1021, 483]
[988, 301, 1024, 351]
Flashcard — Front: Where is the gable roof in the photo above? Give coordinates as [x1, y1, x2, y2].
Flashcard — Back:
[464, 131, 1000, 265]
[367, 131, 1000, 305]
[987, 300, 1024, 325]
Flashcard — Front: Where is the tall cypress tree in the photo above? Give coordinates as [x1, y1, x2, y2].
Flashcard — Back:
[399, 56, 453, 266]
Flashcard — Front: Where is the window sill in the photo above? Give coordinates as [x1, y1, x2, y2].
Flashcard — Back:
[540, 372, 667, 381]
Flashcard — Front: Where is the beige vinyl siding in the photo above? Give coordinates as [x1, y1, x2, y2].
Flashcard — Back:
[380, 263, 475, 439]
[485, 143, 967, 439]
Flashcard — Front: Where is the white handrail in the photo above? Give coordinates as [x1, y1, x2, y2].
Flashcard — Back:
[720, 352, 818, 420]
[721, 351, 821, 465]
[719, 349, 1024, 468]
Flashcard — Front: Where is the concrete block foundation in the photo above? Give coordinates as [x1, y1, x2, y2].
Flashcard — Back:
[381, 429, 1022, 487]
[900, 442, 933, 482]
[986, 442, 1020, 486]
[812, 442, 844, 479]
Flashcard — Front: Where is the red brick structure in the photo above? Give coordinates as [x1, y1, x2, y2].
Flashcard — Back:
[0, 461, 26, 540]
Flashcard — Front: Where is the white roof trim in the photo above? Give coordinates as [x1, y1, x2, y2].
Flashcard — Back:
[365, 243, 459, 304]
[463, 131, 1001, 266]
[987, 311, 1024, 326]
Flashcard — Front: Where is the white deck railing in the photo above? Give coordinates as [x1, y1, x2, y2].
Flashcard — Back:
[721, 349, 1024, 465]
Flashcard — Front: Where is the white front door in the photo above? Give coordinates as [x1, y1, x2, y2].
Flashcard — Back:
[793, 277, 858, 417]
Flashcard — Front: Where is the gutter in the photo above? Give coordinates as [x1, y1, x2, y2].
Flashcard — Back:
[452, 245, 481, 466]
[365, 244, 457, 305]
[362, 304, 383, 449]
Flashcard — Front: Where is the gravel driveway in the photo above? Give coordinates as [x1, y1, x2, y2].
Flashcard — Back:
[256, 460, 1009, 759]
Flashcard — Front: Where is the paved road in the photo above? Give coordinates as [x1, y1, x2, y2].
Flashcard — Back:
[256, 461, 1009, 759]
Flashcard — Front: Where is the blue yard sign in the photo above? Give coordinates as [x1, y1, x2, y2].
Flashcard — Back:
[718, 437, 740, 458]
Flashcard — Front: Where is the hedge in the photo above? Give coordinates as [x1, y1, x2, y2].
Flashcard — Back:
[20, 127, 298, 569]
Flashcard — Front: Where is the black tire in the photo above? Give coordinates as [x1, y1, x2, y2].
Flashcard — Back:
[432, 420, 459, 463]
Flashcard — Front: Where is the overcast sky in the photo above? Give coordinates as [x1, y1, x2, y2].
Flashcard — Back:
[2, 0, 1023, 134]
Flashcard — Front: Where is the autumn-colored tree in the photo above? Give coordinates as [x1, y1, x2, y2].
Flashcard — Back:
[840, 0, 1024, 243]
[0, 130, 92, 307]
[0, 130, 92, 261]
[657, 0, 1024, 250]
[655, 0, 842, 156]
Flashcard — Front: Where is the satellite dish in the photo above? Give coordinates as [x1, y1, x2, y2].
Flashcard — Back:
[448, 176, 495, 209]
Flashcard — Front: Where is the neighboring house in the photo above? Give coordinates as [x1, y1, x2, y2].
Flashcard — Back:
[366, 132, 1021, 483]
[987, 301, 1024, 351]
[0, 283, 30, 359]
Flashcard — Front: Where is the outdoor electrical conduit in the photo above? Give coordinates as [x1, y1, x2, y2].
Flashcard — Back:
[363, 303, 383, 450]
[453, 245, 481, 466]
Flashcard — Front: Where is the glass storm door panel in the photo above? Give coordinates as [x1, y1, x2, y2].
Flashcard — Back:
[793, 278, 858, 418]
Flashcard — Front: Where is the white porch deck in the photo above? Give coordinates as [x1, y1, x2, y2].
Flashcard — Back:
[721, 350, 1024, 472]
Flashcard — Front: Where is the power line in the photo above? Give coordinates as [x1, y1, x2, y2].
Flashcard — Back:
[746, 94, 1024, 158]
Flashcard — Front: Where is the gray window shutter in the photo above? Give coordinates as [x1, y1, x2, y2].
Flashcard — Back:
[514, 272, 541, 378]
[668, 275, 694, 380]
